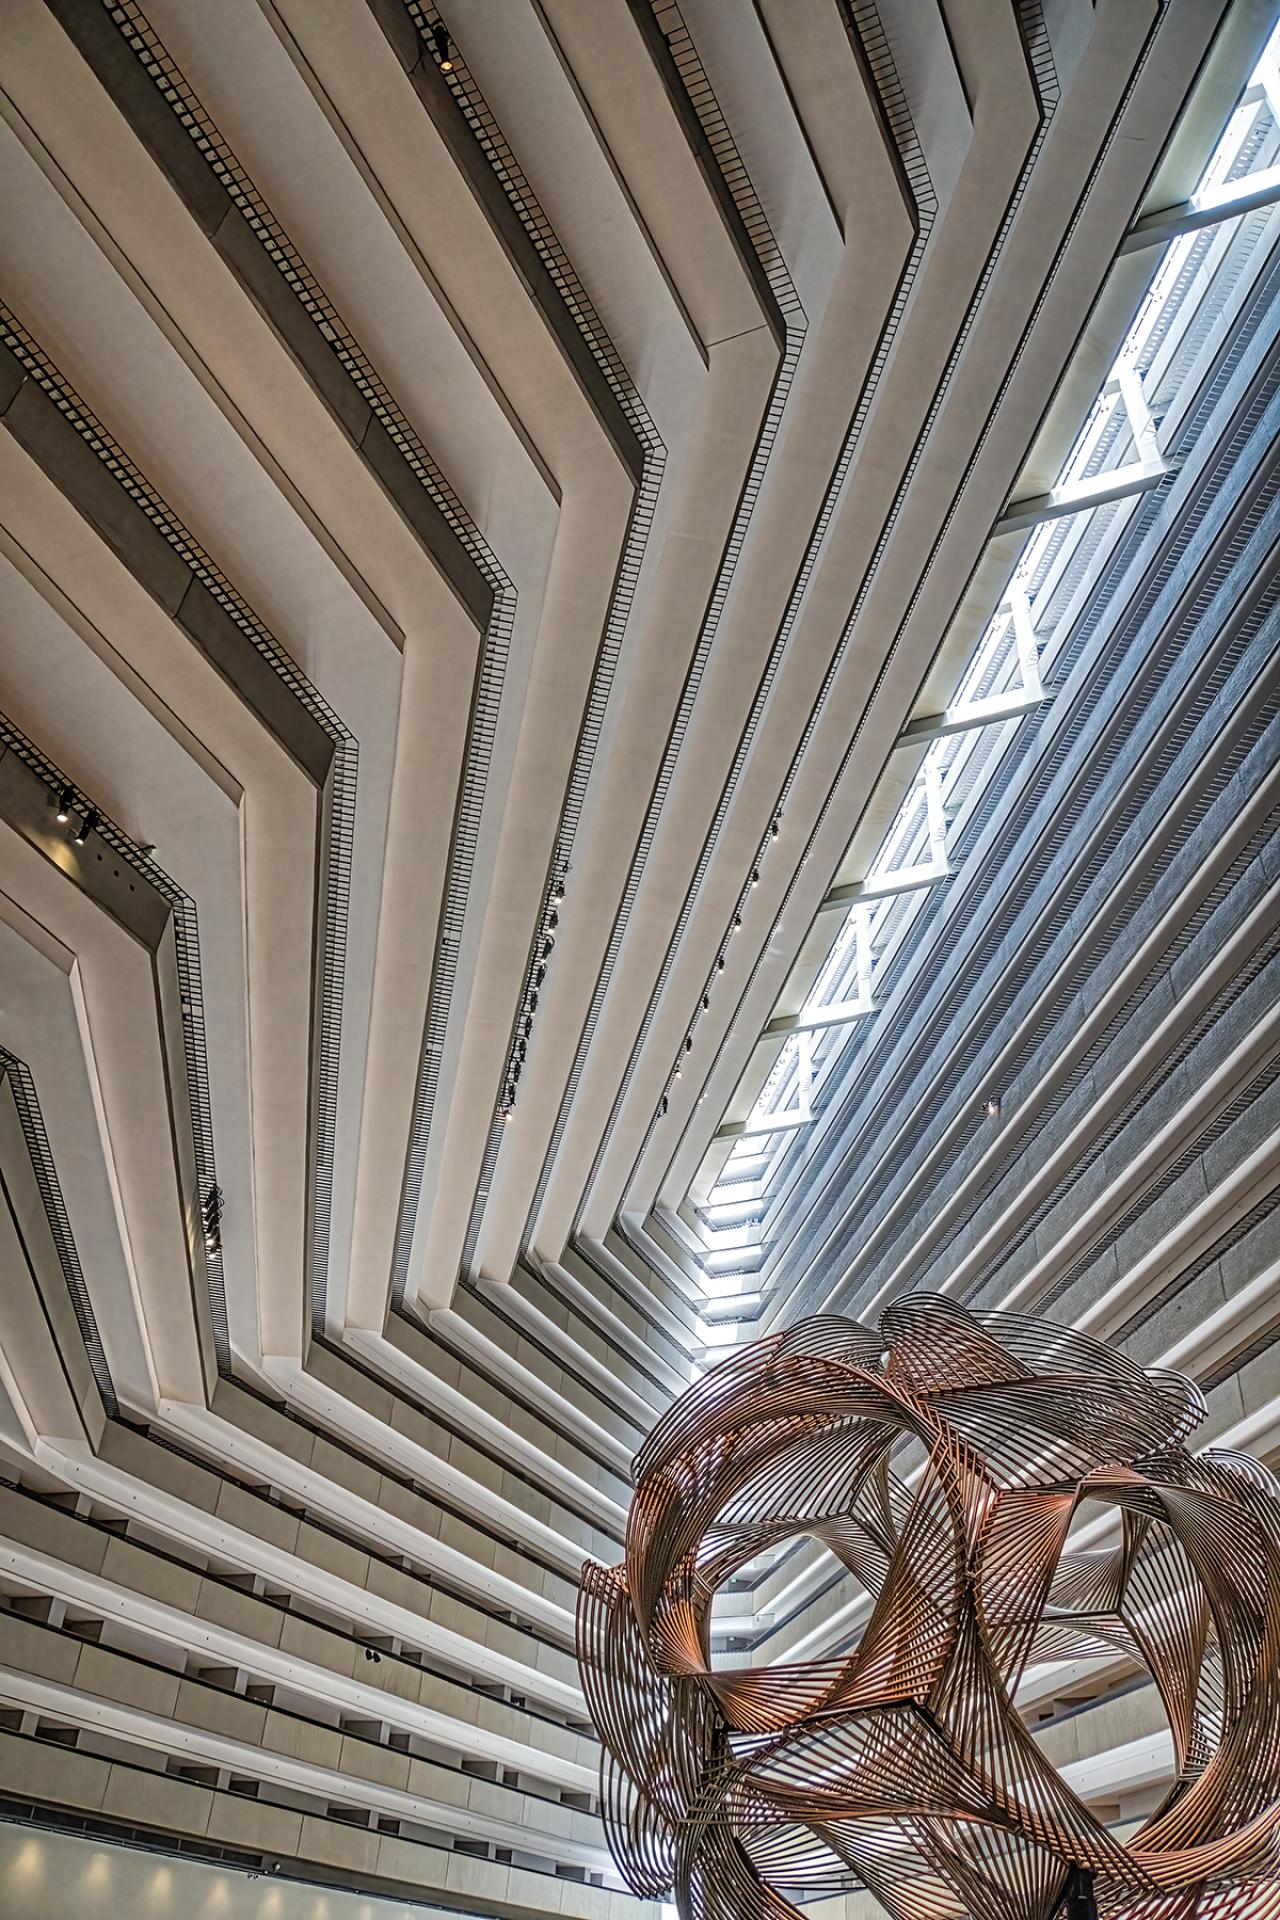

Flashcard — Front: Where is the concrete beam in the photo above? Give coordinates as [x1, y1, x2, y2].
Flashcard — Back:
[1120, 170, 1280, 257]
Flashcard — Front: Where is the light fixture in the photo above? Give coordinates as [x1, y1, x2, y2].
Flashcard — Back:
[702, 994, 711, 1011]
[985, 1095, 1001, 1120]
[716, 955, 726, 973]
[73, 807, 99, 846]
[770, 816, 780, 839]
[55, 786, 74, 824]
[660, 1096, 669, 1117]
[542, 936, 554, 959]
[547, 910, 559, 931]
[733, 913, 742, 931]
[685, 1036, 693, 1054]
[674, 1066, 682, 1080]
[431, 23, 454, 70]
[201, 1182, 224, 1255]
[553, 881, 565, 905]
[750, 869, 760, 887]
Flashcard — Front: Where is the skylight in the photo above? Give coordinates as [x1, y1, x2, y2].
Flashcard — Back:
[678, 18, 1280, 1312]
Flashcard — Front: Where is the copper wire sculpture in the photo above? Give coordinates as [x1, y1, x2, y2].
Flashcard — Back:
[577, 1296, 1280, 1920]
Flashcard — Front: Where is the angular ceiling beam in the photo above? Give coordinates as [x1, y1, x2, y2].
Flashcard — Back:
[714, 1109, 810, 1144]
[1120, 169, 1280, 256]
[898, 688, 1051, 747]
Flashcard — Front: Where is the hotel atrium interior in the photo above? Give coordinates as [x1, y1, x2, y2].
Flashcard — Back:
[1, 0, 1280, 1915]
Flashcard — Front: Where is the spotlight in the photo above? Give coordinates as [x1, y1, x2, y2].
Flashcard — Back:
[547, 910, 559, 931]
[716, 955, 725, 973]
[201, 1183, 224, 1254]
[553, 882, 565, 906]
[528, 991, 539, 1013]
[684, 1036, 693, 1054]
[430, 23, 454, 70]
[750, 869, 759, 887]
[770, 817, 780, 839]
[702, 994, 710, 1012]
[73, 807, 99, 846]
[535, 964, 547, 987]
[502, 1107, 513, 1124]
[985, 1095, 1001, 1120]
[55, 786, 74, 824]
[542, 936, 554, 959]
[674, 1066, 682, 1080]
[733, 914, 742, 931]
[660, 1096, 668, 1117]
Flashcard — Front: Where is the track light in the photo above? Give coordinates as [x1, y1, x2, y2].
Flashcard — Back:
[674, 1065, 682, 1080]
[685, 1036, 693, 1053]
[535, 964, 546, 987]
[542, 936, 554, 959]
[717, 955, 725, 973]
[660, 1096, 668, 1117]
[502, 1106, 513, 1123]
[547, 910, 559, 931]
[702, 994, 710, 1012]
[201, 1183, 224, 1255]
[430, 23, 454, 70]
[770, 817, 780, 839]
[55, 786, 74, 824]
[733, 913, 742, 931]
[553, 882, 565, 905]
[985, 1095, 1001, 1120]
[528, 990, 539, 1013]
[750, 869, 759, 887]
[73, 807, 99, 846]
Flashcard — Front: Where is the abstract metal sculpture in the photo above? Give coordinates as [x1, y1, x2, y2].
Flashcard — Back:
[578, 1296, 1280, 1920]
